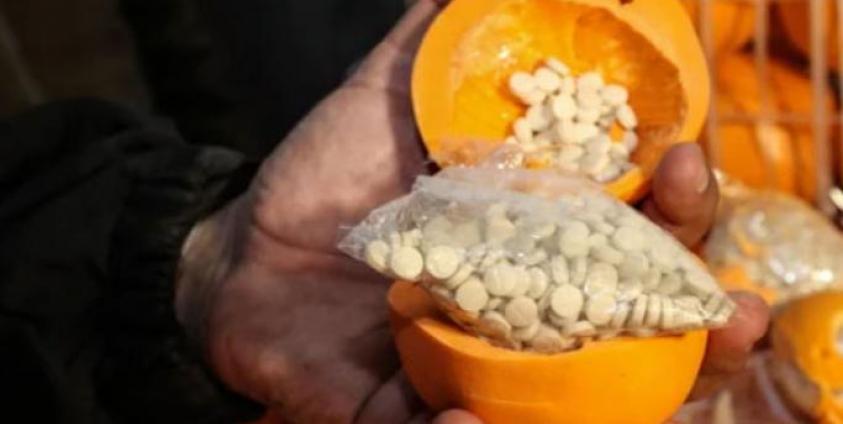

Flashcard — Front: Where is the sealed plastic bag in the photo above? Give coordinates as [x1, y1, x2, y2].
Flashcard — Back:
[340, 168, 734, 352]
[704, 173, 843, 305]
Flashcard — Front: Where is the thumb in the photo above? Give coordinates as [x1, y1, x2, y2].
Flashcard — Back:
[349, 0, 449, 92]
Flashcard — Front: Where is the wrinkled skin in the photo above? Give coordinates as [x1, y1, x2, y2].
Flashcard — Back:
[176, 1, 770, 423]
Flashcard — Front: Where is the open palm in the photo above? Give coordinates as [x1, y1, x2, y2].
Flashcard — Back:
[178, 2, 769, 423]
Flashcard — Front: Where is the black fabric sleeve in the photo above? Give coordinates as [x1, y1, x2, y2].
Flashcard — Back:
[0, 99, 263, 424]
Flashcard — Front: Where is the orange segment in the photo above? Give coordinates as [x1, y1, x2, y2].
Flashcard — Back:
[412, 0, 710, 203]
[389, 281, 708, 424]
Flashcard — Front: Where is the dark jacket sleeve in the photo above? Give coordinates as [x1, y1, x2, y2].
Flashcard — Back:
[0, 99, 263, 424]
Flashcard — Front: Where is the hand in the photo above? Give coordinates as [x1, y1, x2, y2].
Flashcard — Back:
[176, 1, 769, 423]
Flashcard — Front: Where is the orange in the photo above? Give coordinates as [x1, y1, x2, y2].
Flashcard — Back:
[389, 281, 708, 424]
[411, 0, 710, 203]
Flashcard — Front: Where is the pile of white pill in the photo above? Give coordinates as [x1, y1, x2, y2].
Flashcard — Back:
[361, 192, 734, 353]
[505, 57, 639, 183]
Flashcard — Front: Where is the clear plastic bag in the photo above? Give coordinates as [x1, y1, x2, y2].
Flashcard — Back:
[340, 168, 734, 352]
[704, 173, 843, 305]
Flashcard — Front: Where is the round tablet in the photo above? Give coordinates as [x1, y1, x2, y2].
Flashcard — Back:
[585, 292, 617, 326]
[549, 255, 570, 285]
[649, 241, 677, 271]
[644, 295, 662, 327]
[527, 222, 557, 240]
[485, 297, 504, 312]
[521, 249, 548, 266]
[510, 267, 532, 297]
[584, 262, 619, 295]
[483, 262, 519, 296]
[364, 240, 391, 272]
[564, 320, 597, 337]
[504, 296, 539, 327]
[684, 268, 719, 297]
[657, 272, 683, 295]
[486, 217, 517, 244]
[424, 246, 463, 279]
[570, 256, 588, 287]
[592, 245, 624, 265]
[527, 267, 550, 299]
[609, 303, 630, 328]
[530, 325, 573, 353]
[390, 246, 424, 280]
[513, 319, 541, 341]
[619, 251, 649, 277]
[617, 278, 643, 302]
[674, 295, 703, 314]
[550, 284, 584, 322]
[481, 311, 512, 337]
[642, 268, 662, 291]
[612, 226, 646, 252]
[559, 221, 591, 258]
[454, 278, 489, 313]
[629, 295, 648, 327]
[401, 229, 423, 247]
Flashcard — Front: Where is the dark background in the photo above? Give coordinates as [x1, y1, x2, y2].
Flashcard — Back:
[0, 0, 407, 158]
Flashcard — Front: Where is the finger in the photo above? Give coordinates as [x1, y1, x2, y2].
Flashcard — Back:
[432, 409, 484, 424]
[641, 143, 719, 247]
[350, 0, 449, 92]
[702, 292, 770, 375]
[356, 371, 424, 424]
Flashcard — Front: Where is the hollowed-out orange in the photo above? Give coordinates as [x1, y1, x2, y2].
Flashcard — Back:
[412, 0, 710, 203]
[389, 281, 708, 424]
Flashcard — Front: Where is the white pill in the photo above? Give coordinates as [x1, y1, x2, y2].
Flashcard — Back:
[527, 267, 550, 299]
[550, 284, 584, 322]
[576, 106, 601, 124]
[610, 302, 630, 328]
[401, 229, 423, 247]
[526, 222, 557, 240]
[657, 272, 683, 295]
[674, 295, 703, 313]
[445, 263, 475, 289]
[559, 221, 591, 258]
[544, 57, 570, 76]
[559, 76, 576, 95]
[481, 311, 512, 336]
[643, 267, 662, 291]
[609, 142, 630, 162]
[704, 294, 725, 315]
[424, 246, 463, 279]
[504, 296, 539, 327]
[616, 104, 638, 129]
[684, 269, 719, 297]
[584, 262, 619, 295]
[526, 104, 552, 131]
[513, 319, 541, 341]
[594, 164, 622, 183]
[513, 118, 533, 143]
[483, 262, 519, 296]
[644, 295, 662, 327]
[510, 266, 532, 297]
[570, 256, 588, 286]
[485, 217, 516, 244]
[577, 72, 604, 93]
[365, 240, 391, 272]
[612, 226, 646, 252]
[531, 325, 571, 353]
[486, 297, 504, 312]
[587, 233, 608, 248]
[649, 241, 678, 271]
[618, 278, 643, 301]
[550, 94, 577, 120]
[390, 246, 424, 280]
[555, 119, 579, 144]
[590, 219, 616, 236]
[585, 292, 617, 326]
[534, 67, 562, 92]
[572, 122, 599, 142]
[577, 90, 603, 109]
[509, 72, 537, 99]
[660, 297, 677, 330]
[549, 255, 570, 285]
[564, 320, 597, 337]
[452, 221, 481, 247]
[623, 131, 639, 151]
[521, 249, 548, 266]
[455, 278, 489, 312]
[525, 89, 548, 106]
[601, 84, 629, 106]
[580, 151, 610, 176]
[629, 295, 648, 327]
[619, 251, 649, 277]
[593, 245, 624, 265]
[558, 144, 585, 165]
[674, 308, 704, 329]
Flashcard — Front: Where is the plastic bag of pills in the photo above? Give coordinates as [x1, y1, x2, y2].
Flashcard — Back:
[704, 174, 843, 305]
[340, 168, 735, 352]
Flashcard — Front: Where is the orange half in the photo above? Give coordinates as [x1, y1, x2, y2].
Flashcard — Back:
[412, 0, 710, 203]
[389, 281, 708, 424]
